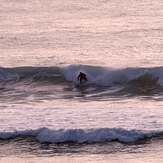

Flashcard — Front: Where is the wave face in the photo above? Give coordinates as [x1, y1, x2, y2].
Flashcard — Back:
[0, 65, 163, 102]
[63, 65, 163, 86]
[0, 127, 162, 143]
[0, 66, 64, 84]
[0, 65, 163, 86]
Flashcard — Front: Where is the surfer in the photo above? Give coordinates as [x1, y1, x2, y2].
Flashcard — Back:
[77, 72, 87, 84]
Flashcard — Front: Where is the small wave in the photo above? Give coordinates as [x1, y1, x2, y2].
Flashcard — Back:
[0, 128, 162, 143]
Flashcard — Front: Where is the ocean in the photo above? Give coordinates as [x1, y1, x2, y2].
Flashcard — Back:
[1, 0, 163, 162]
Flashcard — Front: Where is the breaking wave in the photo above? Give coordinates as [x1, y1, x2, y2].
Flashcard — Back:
[0, 127, 163, 143]
[0, 65, 163, 99]
[0, 65, 163, 86]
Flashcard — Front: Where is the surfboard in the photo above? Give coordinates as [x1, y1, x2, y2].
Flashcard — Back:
[75, 80, 93, 87]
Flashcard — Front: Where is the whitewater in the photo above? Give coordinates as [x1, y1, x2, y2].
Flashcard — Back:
[1, 0, 163, 163]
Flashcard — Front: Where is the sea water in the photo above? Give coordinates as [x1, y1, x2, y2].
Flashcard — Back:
[1, 0, 163, 162]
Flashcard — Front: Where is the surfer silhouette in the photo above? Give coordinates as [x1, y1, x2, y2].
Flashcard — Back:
[77, 72, 87, 84]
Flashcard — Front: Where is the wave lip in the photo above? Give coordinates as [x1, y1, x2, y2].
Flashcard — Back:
[0, 128, 162, 144]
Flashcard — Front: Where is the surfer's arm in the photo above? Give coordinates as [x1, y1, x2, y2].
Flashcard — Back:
[77, 75, 80, 80]
[84, 74, 87, 81]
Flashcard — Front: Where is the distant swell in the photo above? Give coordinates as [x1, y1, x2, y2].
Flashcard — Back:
[0, 128, 162, 143]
